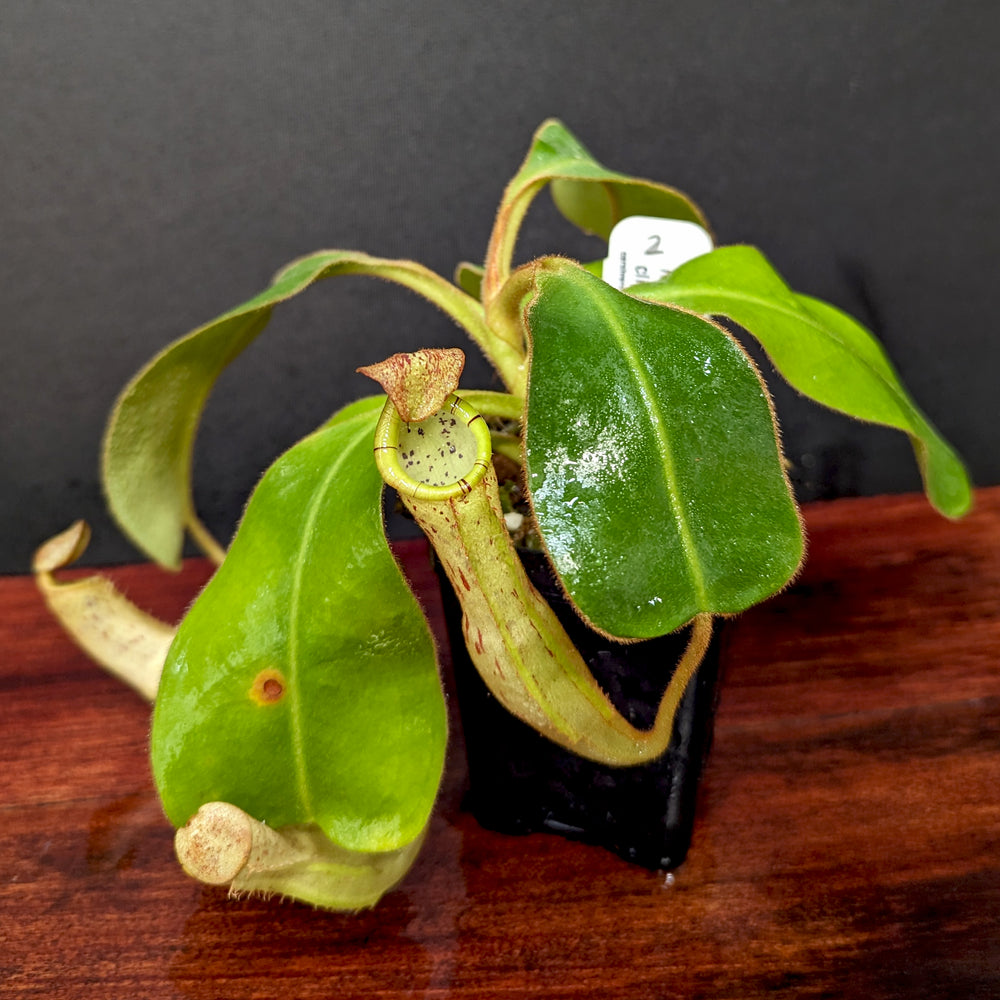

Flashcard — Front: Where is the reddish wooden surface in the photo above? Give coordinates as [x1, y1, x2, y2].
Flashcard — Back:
[3, 488, 999, 998]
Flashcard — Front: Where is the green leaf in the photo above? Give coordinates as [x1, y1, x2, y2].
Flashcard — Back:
[151, 396, 446, 853]
[454, 260, 484, 300]
[523, 259, 803, 639]
[482, 119, 709, 302]
[632, 245, 972, 518]
[103, 250, 511, 569]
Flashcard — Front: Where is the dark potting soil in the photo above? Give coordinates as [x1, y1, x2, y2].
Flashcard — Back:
[439, 549, 725, 871]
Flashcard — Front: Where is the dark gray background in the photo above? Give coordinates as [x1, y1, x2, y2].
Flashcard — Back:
[3, 1, 997, 572]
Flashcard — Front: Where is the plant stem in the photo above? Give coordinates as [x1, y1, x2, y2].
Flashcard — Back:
[459, 389, 523, 422]
[482, 177, 547, 304]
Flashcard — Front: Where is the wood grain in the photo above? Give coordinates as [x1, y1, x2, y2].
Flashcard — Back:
[2, 488, 999, 998]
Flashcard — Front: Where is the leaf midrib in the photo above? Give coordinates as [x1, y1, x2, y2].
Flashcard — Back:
[587, 283, 709, 607]
[286, 410, 375, 818]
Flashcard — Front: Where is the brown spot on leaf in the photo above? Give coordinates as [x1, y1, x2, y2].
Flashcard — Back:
[249, 668, 287, 706]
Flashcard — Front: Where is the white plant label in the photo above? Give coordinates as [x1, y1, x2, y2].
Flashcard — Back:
[601, 216, 714, 291]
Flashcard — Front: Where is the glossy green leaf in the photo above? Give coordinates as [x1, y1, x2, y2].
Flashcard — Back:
[523, 259, 803, 639]
[103, 250, 508, 569]
[151, 396, 446, 853]
[632, 245, 972, 518]
[482, 119, 709, 302]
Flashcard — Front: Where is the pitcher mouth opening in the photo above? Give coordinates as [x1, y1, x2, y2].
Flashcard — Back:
[374, 393, 493, 502]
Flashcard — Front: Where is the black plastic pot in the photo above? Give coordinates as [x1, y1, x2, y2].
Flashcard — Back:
[438, 549, 725, 871]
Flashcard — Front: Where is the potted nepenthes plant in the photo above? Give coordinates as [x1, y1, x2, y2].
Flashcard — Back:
[35, 120, 970, 910]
